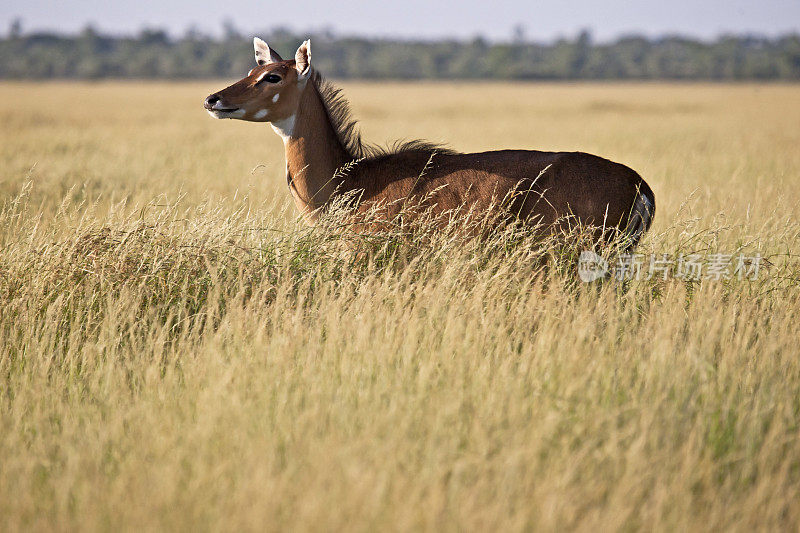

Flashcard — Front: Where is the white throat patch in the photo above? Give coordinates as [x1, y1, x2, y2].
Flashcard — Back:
[271, 115, 296, 140]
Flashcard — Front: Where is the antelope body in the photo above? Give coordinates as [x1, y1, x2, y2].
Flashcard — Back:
[205, 39, 655, 246]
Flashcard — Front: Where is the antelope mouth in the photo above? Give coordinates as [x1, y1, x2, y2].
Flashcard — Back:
[206, 107, 245, 119]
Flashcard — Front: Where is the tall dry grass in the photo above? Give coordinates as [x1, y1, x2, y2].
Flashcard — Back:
[1, 81, 799, 531]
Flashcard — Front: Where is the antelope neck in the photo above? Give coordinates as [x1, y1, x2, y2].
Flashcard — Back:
[275, 80, 351, 219]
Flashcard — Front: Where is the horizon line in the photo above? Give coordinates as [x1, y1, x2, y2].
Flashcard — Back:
[4, 19, 800, 46]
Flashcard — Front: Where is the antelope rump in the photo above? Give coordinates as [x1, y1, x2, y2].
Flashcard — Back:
[204, 38, 655, 247]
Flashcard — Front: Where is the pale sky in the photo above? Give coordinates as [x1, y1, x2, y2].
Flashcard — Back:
[3, 0, 799, 41]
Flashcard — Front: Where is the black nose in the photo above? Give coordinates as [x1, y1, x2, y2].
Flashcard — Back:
[204, 94, 220, 109]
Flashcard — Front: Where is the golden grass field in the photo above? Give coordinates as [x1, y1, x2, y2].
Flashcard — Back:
[1, 81, 800, 531]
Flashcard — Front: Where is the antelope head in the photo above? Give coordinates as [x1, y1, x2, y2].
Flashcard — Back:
[204, 38, 312, 135]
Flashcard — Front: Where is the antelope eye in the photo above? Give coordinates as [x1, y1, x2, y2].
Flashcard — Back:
[259, 74, 282, 84]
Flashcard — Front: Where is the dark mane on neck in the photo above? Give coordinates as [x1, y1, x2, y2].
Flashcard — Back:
[309, 70, 456, 161]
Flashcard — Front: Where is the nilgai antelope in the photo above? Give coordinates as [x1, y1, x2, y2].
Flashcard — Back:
[205, 38, 655, 247]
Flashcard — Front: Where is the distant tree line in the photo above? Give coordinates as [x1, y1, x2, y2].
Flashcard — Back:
[1, 22, 800, 80]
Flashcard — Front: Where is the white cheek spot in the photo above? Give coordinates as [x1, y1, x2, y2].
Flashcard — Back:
[271, 115, 296, 140]
[272, 94, 279, 103]
[254, 109, 268, 120]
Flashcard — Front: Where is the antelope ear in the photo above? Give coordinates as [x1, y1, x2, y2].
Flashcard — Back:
[295, 39, 311, 78]
[254, 37, 282, 66]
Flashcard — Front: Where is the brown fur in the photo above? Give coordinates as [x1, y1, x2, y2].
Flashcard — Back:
[205, 42, 656, 246]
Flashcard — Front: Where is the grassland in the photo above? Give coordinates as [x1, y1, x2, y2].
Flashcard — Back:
[1, 81, 800, 531]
